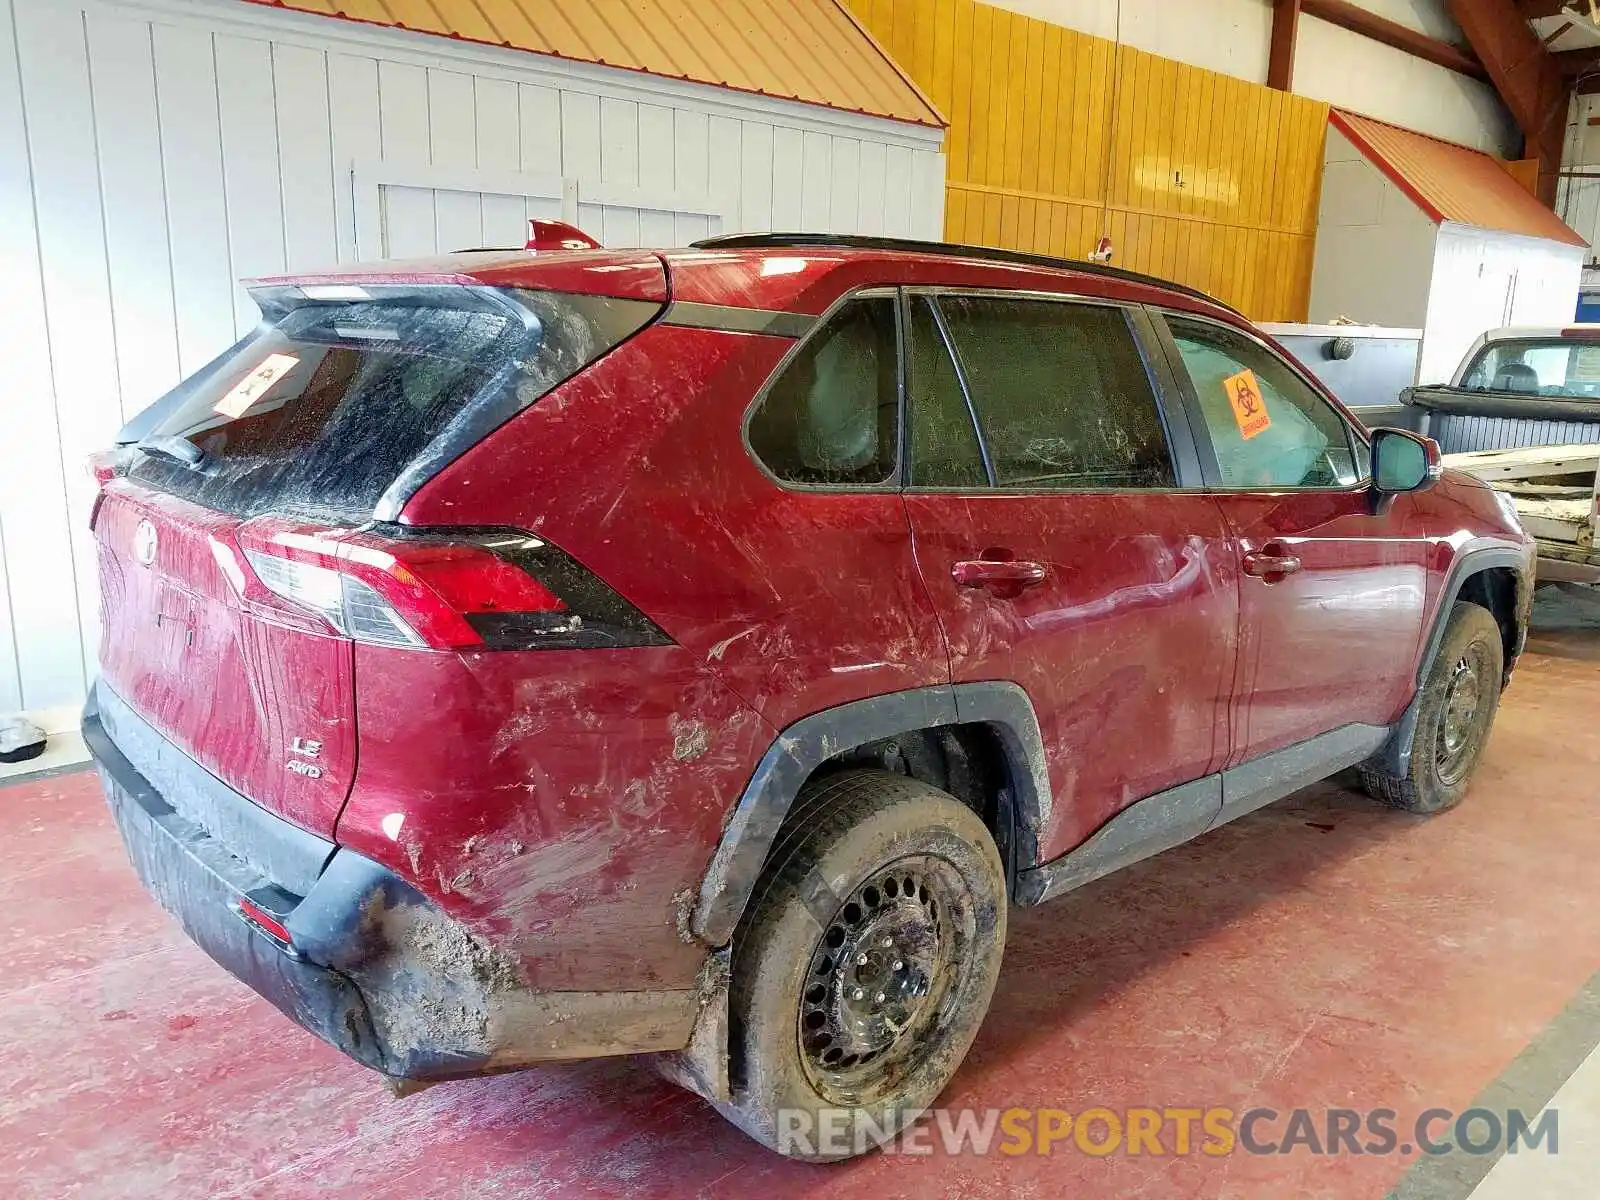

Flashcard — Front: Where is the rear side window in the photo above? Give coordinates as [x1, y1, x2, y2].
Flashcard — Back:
[747, 297, 899, 487]
[936, 296, 1175, 489]
[126, 286, 657, 520]
[907, 297, 988, 488]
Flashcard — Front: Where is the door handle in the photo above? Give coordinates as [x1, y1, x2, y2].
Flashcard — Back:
[952, 559, 1048, 590]
[1242, 546, 1303, 580]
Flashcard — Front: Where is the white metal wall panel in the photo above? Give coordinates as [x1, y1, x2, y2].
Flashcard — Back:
[1308, 127, 1438, 330]
[0, 0, 945, 721]
[1419, 224, 1585, 384]
[0, 0, 63, 718]
[13, 0, 122, 711]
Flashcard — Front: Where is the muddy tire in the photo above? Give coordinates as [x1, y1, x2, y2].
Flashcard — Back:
[1359, 601, 1503, 814]
[719, 769, 1006, 1160]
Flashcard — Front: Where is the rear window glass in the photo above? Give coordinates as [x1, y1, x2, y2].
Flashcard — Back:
[127, 286, 656, 519]
[1460, 338, 1600, 399]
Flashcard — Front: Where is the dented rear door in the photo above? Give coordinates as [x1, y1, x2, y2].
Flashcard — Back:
[901, 291, 1239, 861]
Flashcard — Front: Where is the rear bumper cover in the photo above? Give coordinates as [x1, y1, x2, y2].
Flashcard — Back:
[83, 683, 437, 1074]
[85, 682, 699, 1080]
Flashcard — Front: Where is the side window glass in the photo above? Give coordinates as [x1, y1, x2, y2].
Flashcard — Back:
[747, 297, 899, 487]
[936, 296, 1175, 489]
[908, 297, 988, 487]
[1167, 316, 1366, 488]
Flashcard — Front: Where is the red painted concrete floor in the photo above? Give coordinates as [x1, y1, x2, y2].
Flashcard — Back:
[4, 617, 1599, 1198]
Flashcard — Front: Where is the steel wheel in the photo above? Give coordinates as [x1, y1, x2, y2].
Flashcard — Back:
[796, 854, 973, 1106]
[723, 770, 1006, 1159]
[1434, 641, 1492, 787]
[1359, 602, 1505, 815]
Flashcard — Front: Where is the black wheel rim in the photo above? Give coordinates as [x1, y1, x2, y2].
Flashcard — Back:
[796, 854, 973, 1105]
[1434, 641, 1491, 787]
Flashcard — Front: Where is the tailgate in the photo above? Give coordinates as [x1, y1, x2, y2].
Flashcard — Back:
[93, 276, 665, 839]
[95, 482, 355, 839]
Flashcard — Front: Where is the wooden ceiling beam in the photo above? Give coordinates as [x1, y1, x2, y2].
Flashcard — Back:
[1555, 45, 1600, 74]
[1301, 0, 1488, 80]
[1449, 0, 1572, 205]
[1518, 0, 1586, 18]
[1269, 0, 1303, 90]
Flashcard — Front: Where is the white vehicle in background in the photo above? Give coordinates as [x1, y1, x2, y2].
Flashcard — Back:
[1402, 326, 1600, 585]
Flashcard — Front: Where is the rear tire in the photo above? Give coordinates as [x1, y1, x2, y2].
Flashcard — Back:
[719, 769, 1006, 1160]
[1359, 601, 1503, 814]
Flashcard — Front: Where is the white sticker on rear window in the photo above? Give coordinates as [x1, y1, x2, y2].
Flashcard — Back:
[214, 353, 300, 418]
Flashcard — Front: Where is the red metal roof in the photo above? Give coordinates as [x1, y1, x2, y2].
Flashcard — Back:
[248, 0, 944, 128]
[1330, 109, 1585, 248]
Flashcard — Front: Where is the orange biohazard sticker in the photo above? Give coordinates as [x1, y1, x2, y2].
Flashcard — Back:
[214, 353, 299, 418]
[1224, 367, 1271, 440]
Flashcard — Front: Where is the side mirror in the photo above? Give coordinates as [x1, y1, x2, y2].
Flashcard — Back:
[1370, 427, 1442, 496]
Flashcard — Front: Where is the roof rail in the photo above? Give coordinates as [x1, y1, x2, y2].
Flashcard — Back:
[690, 233, 1242, 316]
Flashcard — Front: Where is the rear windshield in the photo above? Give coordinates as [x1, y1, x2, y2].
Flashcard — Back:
[126, 285, 657, 519]
[1459, 338, 1600, 400]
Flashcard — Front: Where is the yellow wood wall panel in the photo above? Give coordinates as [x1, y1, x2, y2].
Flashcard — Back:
[1020, 22, 1045, 195]
[1035, 25, 1060, 200]
[845, 0, 1327, 320]
[1270, 99, 1299, 231]
[1238, 88, 1264, 230]
[1014, 18, 1039, 193]
[965, 4, 989, 185]
[984, 9, 1011, 189]
[947, 2, 973, 177]
[1057, 34, 1082, 200]
[1001, 14, 1025, 189]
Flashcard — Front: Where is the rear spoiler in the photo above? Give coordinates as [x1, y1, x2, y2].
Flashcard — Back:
[116, 333, 257, 446]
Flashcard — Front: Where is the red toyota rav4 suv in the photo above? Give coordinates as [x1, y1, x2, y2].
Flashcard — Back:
[86, 233, 1532, 1158]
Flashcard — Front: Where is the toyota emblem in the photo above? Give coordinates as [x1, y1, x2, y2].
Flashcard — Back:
[133, 519, 158, 566]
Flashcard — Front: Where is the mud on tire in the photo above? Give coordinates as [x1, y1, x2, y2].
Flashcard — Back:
[1359, 600, 1504, 814]
[719, 769, 1006, 1160]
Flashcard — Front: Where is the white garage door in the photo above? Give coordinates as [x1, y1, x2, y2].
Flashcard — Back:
[363, 165, 731, 260]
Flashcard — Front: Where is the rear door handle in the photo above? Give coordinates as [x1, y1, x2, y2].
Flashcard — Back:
[1242, 546, 1303, 580]
[952, 559, 1048, 590]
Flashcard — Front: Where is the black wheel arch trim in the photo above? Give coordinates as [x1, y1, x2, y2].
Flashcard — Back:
[1372, 544, 1531, 779]
[690, 681, 1050, 946]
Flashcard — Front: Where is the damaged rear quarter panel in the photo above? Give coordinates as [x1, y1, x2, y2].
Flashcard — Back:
[366, 290, 963, 997]
[335, 642, 771, 994]
[401, 322, 953, 731]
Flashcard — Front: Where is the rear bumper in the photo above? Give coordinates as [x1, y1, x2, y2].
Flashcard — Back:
[85, 682, 699, 1079]
[84, 687, 395, 1072]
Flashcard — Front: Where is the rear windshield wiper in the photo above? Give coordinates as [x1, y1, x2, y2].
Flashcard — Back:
[140, 435, 206, 468]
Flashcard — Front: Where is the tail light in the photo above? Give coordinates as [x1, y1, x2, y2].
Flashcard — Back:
[87, 448, 132, 486]
[220, 517, 670, 652]
[86, 448, 133, 530]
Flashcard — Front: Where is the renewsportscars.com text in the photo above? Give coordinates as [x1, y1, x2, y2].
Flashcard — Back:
[778, 1104, 1559, 1159]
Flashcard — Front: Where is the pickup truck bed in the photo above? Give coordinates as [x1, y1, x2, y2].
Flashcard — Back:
[1442, 444, 1600, 583]
[1403, 385, 1600, 455]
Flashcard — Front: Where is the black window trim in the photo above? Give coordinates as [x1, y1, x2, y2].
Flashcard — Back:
[739, 286, 906, 494]
[901, 286, 1205, 495]
[1150, 306, 1373, 495]
[915, 289, 998, 487]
